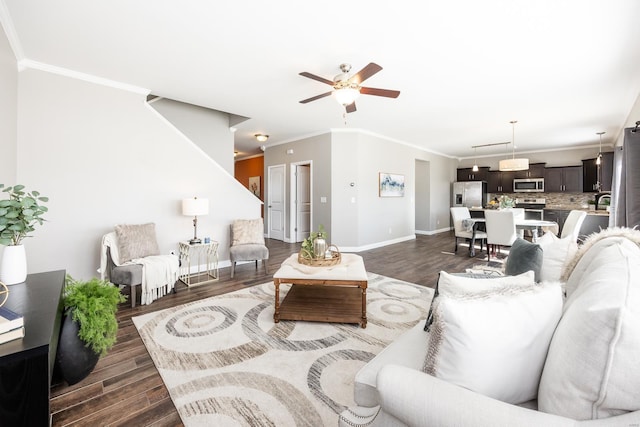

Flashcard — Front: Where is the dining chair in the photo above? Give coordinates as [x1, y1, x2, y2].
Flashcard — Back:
[450, 207, 487, 255]
[511, 208, 526, 239]
[484, 209, 518, 262]
[561, 210, 587, 243]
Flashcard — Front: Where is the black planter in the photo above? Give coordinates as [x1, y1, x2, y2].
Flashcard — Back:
[56, 309, 100, 385]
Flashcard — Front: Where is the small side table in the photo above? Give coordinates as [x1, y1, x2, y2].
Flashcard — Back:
[178, 241, 219, 287]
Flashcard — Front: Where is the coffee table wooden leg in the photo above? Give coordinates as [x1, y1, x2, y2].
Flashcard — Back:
[274, 279, 280, 323]
[361, 283, 367, 328]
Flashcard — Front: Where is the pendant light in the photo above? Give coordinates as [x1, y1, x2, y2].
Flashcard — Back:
[472, 147, 479, 172]
[499, 120, 529, 171]
[595, 131, 604, 166]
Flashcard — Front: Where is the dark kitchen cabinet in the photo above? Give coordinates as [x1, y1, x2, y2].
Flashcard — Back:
[543, 209, 569, 235]
[583, 152, 614, 192]
[512, 163, 546, 179]
[457, 167, 489, 182]
[487, 170, 515, 193]
[544, 166, 582, 192]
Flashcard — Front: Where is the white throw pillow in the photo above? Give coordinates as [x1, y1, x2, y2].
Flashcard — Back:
[536, 232, 578, 282]
[424, 271, 535, 331]
[538, 238, 640, 420]
[438, 270, 535, 293]
[424, 280, 563, 405]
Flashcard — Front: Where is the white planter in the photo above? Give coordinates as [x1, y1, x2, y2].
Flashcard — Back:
[0, 245, 28, 285]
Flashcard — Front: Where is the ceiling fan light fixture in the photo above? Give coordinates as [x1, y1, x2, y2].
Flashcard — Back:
[333, 87, 360, 106]
[255, 134, 269, 143]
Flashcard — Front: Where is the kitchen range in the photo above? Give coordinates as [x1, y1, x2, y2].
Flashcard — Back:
[515, 198, 546, 220]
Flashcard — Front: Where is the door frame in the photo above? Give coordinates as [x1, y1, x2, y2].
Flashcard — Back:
[267, 163, 286, 241]
[289, 160, 313, 243]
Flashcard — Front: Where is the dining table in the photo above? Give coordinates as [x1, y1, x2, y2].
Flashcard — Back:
[464, 218, 559, 257]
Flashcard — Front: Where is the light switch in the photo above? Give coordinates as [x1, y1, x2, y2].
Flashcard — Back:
[351, 197, 356, 203]
[320, 197, 327, 203]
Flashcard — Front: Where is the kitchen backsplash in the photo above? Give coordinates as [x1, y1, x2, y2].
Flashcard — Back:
[488, 192, 595, 210]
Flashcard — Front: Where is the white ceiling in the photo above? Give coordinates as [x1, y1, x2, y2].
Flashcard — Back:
[3, 0, 640, 160]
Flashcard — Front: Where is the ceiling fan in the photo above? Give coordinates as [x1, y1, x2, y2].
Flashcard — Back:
[299, 63, 400, 113]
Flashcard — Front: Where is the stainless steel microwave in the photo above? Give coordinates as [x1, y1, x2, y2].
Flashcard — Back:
[513, 178, 544, 192]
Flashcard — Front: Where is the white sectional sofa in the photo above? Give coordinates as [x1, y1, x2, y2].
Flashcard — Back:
[340, 228, 640, 427]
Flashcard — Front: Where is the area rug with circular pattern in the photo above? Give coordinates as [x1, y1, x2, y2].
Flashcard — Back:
[132, 273, 433, 426]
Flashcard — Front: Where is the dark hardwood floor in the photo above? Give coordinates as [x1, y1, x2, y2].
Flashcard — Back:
[50, 231, 485, 426]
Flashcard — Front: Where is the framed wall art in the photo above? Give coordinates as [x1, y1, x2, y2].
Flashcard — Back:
[379, 172, 405, 197]
[249, 176, 260, 198]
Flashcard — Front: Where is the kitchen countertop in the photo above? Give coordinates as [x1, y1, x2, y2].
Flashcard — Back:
[544, 206, 610, 216]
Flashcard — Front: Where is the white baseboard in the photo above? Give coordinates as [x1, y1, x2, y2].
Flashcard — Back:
[339, 234, 416, 253]
[415, 227, 452, 235]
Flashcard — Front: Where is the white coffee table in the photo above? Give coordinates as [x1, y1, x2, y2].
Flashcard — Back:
[273, 253, 368, 328]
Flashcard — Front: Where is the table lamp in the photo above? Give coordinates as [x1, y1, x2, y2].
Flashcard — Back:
[182, 197, 209, 244]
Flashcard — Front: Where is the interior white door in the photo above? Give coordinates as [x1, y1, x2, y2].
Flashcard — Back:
[268, 164, 285, 241]
[295, 164, 311, 242]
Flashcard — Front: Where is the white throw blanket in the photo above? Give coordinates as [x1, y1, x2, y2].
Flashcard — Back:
[131, 255, 179, 305]
[100, 232, 178, 306]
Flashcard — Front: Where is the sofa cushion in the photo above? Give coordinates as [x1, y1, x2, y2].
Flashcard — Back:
[114, 223, 160, 263]
[538, 237, 640, 420]
[504, 238, 543, 281]
[536, 232, 577, 282]
[424, 280, 562, 405]
[424, 270, 535, 331]
[231, 219, 265, 245]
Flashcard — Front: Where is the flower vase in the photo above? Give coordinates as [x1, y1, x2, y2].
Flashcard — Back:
[0, 245, 27, 285]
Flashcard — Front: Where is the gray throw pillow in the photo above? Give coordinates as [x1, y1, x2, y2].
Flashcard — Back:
[505, 238, 543, 282]
[115, 223, 160, 263]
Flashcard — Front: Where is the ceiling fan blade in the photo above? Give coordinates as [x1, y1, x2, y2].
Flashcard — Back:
[360, 87, 401, 98]
[345, 102, 357, 113]
[299, 72, 334, 86]
[351, 63, 383, 84]
[299, 91, 333, 104]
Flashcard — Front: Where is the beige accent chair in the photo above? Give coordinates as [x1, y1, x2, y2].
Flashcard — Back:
[450, 207, 487, 256]
[561, 210, 587, 242]
[229, 218, 269, 278]
[485, 209, 517, 262]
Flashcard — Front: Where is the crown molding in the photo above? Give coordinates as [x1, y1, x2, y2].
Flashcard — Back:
[19, 59, 150, 95]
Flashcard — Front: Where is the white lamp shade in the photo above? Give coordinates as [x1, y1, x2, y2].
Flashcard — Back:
[182, 197, 209, 216]
[499, 158, 529, 171]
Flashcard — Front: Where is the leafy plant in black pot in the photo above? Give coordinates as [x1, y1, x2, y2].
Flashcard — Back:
[56, 275, 126, 385]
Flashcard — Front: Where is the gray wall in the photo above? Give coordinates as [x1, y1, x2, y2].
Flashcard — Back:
[264, 133, 332, 241]
[14, 68, 260, 280]
[415, 159, 431, 233]
[264, 129, 457, 250]
[149, 98, 235, 175]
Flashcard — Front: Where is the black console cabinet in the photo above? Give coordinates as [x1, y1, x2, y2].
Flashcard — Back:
[0, 270, 65, 426]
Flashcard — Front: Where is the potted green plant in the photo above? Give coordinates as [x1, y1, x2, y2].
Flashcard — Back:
[56, 275, 126, 385]
[301, 224, 328, 259]
[0, 184, 48, 284]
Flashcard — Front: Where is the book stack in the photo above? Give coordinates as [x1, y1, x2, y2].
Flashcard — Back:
[0, 305, 24, 344]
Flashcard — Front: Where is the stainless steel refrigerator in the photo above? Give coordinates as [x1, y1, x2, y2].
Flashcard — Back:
[452, 181, 487, 208]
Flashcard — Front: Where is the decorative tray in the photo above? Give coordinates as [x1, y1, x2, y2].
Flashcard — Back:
[298, 245, 341, 267]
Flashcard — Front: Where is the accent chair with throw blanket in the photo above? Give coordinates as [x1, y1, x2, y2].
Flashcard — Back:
[100, 223, 179, 307]
[339, 227, 640, 427]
